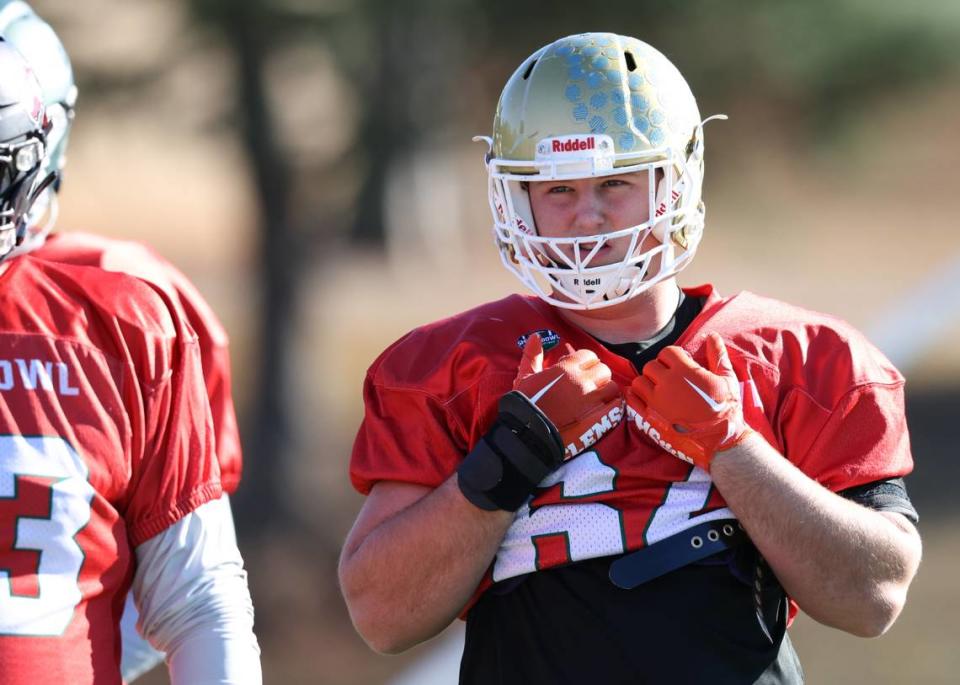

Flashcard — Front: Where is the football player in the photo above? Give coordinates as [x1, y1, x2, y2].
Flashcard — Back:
[339, 33, 922, 683]
[0, 2, 247, 680]
[0, 36, 260, 685]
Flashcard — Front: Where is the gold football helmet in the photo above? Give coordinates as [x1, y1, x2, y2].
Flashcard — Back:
[476, 33, 721, 309]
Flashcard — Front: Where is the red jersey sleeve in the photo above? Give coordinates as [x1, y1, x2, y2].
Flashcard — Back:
[157, 253, 242, 495]
[692, 291, 914, 492]
[778, 380, 911, 492]
[350, 362, 476, 495]
[349, 301, 534, 495]
[769, 310, 913, 490]
[124, 311, 221, 547]
[34, 233, 243, 495]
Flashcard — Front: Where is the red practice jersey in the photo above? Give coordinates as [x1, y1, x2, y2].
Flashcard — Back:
[0, 256, 221, 683]
[32, 232, 242, 494]
[352, 285, 913, 594]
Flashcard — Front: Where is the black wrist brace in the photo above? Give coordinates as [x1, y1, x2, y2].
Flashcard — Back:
[457, 390, 565, 512]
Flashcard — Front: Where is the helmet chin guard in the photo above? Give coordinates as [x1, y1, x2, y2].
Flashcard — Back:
[477, 33, 722, 310]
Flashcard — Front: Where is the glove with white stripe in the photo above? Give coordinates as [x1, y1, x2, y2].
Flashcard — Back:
[457, 334, 623, 511]
[625, 332, 752, 471]
[513, 335, 624, 460]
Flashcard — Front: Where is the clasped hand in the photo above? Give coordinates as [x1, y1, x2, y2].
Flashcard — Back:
[515, 332, 750, 470]
[513, 334, 623, 460]
[625, 332, 752, 471]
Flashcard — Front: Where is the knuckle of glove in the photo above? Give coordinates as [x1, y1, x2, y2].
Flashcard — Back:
[589, 362, 614, 385]
[546, 380, 618, 430]
[595, 379, 622, 403]
[642, 359, 667, 380]
[656, 346, 685, 367]
[564, 348, 598, 365]
[630, 376, 656, 405]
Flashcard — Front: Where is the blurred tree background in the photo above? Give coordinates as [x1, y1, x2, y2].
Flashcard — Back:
[28, 0, 960, 682]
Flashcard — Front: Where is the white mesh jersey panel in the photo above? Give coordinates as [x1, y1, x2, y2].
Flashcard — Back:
[492, 451, 734, 583]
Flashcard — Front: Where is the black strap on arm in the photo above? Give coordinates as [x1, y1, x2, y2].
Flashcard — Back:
[457, 390, 565, 512]
[839, 477, 919, 524]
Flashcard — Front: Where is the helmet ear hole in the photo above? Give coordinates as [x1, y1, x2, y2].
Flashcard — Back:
[624, 51, 638, 72]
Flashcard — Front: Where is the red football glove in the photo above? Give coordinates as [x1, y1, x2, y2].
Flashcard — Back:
[514, 334, 624, 460]
[625, 332, 752, 471]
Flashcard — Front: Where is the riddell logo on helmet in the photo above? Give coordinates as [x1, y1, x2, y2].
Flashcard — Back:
[552, 137, 596, 153]
[536, 134, 613, 161]
[654, 188, 682, 218]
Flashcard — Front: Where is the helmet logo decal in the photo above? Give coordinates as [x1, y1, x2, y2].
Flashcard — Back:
[535, 134, 614, 163]
[551, 136, 595, 153]
[496, 199, 532, 235]
[655, 187, 682, 218]
[573, 277, 602, 287]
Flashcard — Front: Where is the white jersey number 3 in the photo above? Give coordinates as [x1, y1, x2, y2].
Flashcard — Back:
[0, 436, 93, 636]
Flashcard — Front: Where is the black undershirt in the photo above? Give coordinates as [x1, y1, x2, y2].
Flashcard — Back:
[460, 293, 917, 684]
[600, 288, 705, 371]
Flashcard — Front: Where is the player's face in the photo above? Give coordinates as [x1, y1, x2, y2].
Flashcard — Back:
[526, 171, 659, 266]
